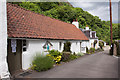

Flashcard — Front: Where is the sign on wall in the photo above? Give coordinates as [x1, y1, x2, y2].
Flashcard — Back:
[11, 39, 17, 53]
[43, 41, 53, 51]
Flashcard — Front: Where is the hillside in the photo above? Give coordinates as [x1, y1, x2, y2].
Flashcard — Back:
[11, 2, 119, 44]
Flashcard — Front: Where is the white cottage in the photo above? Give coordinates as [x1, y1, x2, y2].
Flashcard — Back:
[81, 25, 99, 50]
[3, 3, 89, 76]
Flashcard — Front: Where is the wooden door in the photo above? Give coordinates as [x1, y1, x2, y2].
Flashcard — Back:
[7, 39, 22, 75]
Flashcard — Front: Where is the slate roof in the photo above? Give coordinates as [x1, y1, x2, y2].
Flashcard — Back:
[7, 3, 88, 40]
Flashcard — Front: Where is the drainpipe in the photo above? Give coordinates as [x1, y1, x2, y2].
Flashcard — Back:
[0, 0, 10, 79]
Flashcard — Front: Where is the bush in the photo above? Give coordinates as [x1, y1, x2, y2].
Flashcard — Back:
[90, 48, 95, 53]
[63, 41, 71, 52]
[48, 49, 62, 57]
[96, 48, 104, 52]
[47, 50, 62, 64]
[69, 54, 78, 60]
[32, 55, 54, 72]
[94, 40, 97, 48]
[77, 52, 84, 56]
[87, 48, 95, 54]
[99, 41, 104, 49]
[61, 52, 71, 62]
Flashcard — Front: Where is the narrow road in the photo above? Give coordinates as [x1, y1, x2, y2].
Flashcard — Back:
[17, 50, 118, 78]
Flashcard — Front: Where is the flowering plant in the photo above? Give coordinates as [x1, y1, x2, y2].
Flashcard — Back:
[47, 50, 62, 64]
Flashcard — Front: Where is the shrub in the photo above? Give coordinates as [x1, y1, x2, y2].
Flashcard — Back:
[99, 41, 104, 49]
[47, 50, 62, 64]
[87, 48, 95, 54]
[94, 40, 97, 48]
[69, 54, 78, 60]
[96, 48, 104, 52]
[32, 55, 54, 72]
[48, 49, 62, 57]
[61, 52, 71, 62]
[63, 41, 71, 52]
[73, 52, 76, 55]
[77, 52, 84, 56]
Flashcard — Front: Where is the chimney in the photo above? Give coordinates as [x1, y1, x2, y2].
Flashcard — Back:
[72, 19, 79, 28]
[86, 25, 89, 30]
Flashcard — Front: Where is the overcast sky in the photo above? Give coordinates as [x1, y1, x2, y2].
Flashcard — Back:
[70, 2, 119, 23]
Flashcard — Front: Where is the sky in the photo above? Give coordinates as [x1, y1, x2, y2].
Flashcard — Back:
[69, 1, 119, 23]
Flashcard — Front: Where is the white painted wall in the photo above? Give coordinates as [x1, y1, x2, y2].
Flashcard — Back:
[104, 42, 106, 46]
[22, 39, 65, 70]
[22, 39, 87, 69]
[81, 41, 88, 53]
[0, 0, 10, 78]
[70, 41, 80, 53]
[86, 39, 99, 50]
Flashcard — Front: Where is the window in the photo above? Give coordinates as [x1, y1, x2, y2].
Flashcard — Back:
[81, 47, 85, 51]
[23, 40, 27, 52]
[59, 42, 62, 50]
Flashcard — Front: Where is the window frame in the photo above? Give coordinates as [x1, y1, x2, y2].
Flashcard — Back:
[22, 40, 27, 52]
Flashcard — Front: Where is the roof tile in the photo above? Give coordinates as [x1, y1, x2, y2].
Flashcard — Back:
[7, 3, 88, 40]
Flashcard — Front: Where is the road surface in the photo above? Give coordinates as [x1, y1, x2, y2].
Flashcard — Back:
[16, 50, 118, 78]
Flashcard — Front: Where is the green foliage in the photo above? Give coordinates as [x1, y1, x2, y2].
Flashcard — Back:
[32, 54, 54, 72]
[63, 41, 71, 52]
[87, 48, 95, 54]
[99, 41, 104, 49]
[94, 40, 97, 48]
[96, 48, 104, 52]
[89, 48, 95, 54]
[77, 52, 84, 56]
[47, 50, 62, 64]
[69, 54, 78, 60]
[18, 2, 42, 13]
[61, 52, 71, 62]
[112, 24, 119, 40]
[61, 52, 80, 62]
[48, 49, 62, 57]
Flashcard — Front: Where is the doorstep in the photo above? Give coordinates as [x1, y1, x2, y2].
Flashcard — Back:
[10, 69, 32, 79]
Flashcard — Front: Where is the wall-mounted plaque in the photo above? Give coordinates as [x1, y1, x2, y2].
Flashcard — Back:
[11, 39, 17, 53]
